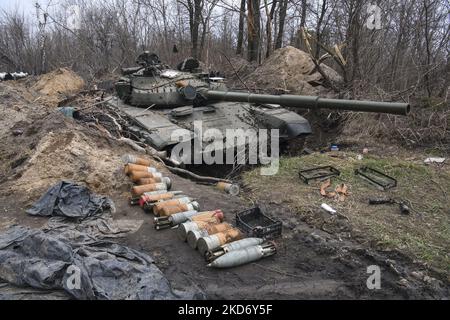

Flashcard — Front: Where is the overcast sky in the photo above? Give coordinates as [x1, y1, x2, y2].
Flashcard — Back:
[0, 0, 54, 16]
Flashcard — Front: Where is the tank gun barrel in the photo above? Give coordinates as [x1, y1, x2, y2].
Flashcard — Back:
[203, 90, 410, 116]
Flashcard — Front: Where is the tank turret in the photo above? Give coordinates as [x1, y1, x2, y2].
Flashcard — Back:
[110, 52, 410, 155]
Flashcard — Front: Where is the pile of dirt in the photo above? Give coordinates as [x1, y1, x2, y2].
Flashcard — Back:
[0, 84, 39, 138]
[0, 78, 139, 203]
[0, 113, 134, 202]
[16, 128, 125, 198]
[220, 55, 258, 85]
[31, 68, 85, 106]
[243, 46, 341, 96]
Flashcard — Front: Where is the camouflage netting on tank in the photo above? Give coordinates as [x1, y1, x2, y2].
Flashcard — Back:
[243, 46, 342, 97]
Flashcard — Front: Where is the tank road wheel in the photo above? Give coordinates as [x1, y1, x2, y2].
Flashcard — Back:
[282, 136, 307, 156]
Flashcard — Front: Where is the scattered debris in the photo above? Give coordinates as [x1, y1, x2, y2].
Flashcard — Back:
[321, 203, 337, 214]
[57, 106, 78, 118]
[0, 72, 28, 81]
[355, 166, 397, 190]
[320, 179, 333, 197]
[424, 157, 446, 164]
[330, 144, 339, 151]
[328, 150, 346, 159]
[216, 182, 240, 196]
[11, 129, 23, 136]
[299, 165, 340, 184]
[320, 179, 350, 201]
[369, 198, 410, 215]
[335, 184, 350, 202]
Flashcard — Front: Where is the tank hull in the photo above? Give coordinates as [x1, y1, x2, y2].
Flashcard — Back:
[108, 97, 312, 160]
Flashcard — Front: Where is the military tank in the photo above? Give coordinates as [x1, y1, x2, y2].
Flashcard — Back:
[110, 52, 410, 165]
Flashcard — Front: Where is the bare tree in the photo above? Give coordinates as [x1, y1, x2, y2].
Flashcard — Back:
[0, 0, 447, 100]
[236, 0, 246, 55]
[247, 0, 261, 61]
[274, 0, 287, 49]
[199, 0, 218, 60]
[176, 0, 203, 59]
[290, 0, 307, 50]
[264, 0, 277, 57]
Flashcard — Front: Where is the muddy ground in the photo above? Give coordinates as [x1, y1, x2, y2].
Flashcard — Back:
[0, 66, 448, 300]
[116, 192, 449, 299]
[1, 170, 447, 299]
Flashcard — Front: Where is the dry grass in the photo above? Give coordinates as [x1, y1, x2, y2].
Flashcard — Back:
[243, 152, 450, 275]
[340, 101, 450, 153]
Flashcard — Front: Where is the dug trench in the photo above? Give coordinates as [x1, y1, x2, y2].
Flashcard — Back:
[0, 120, 447, 299]
[0, 77, 448, 299]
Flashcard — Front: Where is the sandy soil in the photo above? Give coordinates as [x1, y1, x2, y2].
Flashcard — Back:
[241, 46, 341, 97]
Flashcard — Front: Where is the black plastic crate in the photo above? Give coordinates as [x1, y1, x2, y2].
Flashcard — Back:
[235, 207, 282, 239]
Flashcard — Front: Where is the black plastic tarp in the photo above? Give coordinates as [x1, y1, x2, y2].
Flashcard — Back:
[0, 226, 201, 300]
[26, 181, 114, 218]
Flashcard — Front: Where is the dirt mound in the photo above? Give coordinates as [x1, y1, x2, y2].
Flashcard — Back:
[243, 46, 341, 96]
[0, 84, 39, 138]
[12, 127, 125, 199]
[31, 68, 85, 106]
[220, 55, 258, 84]
[0, 96, 133, 202]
